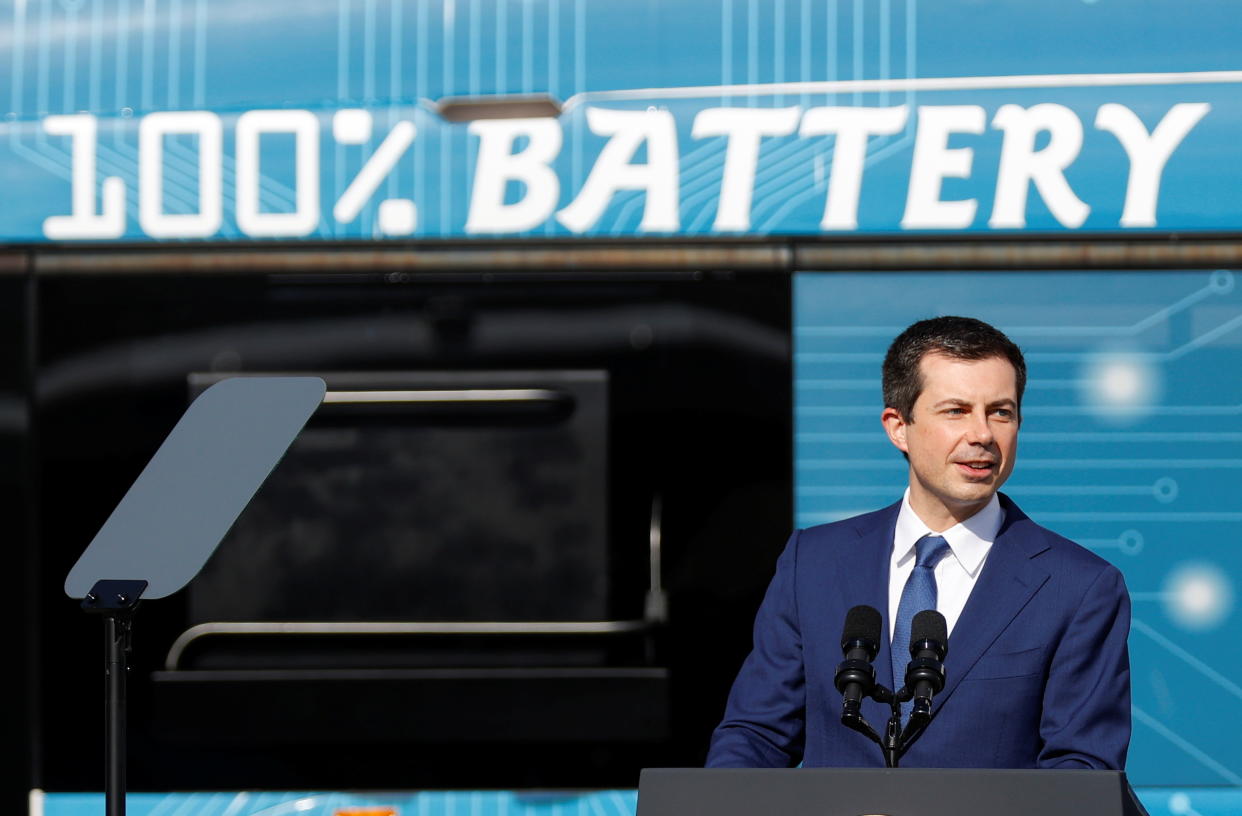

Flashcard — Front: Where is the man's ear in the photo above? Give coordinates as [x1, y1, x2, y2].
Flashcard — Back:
[881, 406, 909, 454]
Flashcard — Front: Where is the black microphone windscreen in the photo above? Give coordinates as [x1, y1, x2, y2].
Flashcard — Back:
[911, 609, 948, 646]
[842, 604, 883, 646]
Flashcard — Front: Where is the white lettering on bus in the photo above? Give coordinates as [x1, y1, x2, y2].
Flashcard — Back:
[691, 107, 801, 231]
[466, 118, 562, 234]
[800, 105, 909, 230]
[990, 103, 1090, 229]
[38, 102, 1210, 239]
[1095, 102, 1211, 228]
[139, 111, 223, 238]
[557, 107, 680, 233]
[902, 105, 986, 229]
[42, 114, 125, 239]
[235, 109, 321, 238]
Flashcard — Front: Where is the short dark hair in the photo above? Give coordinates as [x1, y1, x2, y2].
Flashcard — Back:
[882, 316, 1026, 421]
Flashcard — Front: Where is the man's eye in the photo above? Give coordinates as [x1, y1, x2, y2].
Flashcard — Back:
[993, 408, 1014, 418]
[946, 408, 965, 415]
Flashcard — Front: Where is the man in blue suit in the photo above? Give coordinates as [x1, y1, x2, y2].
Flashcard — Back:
[707, 316, 1131, 769]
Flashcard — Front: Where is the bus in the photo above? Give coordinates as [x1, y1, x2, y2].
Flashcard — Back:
[2, 2, 1240, 814]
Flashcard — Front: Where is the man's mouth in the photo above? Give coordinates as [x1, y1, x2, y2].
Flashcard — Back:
[956, 460, 996, 476]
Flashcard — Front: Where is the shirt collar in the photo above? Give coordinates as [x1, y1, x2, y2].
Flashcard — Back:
[893, 489, 1002, 577]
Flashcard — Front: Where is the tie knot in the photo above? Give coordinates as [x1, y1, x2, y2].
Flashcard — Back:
[915, 535, 950, 569]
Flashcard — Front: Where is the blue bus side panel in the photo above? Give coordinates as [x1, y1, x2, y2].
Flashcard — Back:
[794, 270, 1242, 786]
[3, 0, 1242, 241]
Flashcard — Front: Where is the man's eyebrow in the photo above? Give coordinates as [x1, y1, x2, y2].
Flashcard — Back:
[930, 398, 1017, 408]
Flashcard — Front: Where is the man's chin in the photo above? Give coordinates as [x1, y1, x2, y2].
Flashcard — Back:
[948, 485, 999, 509]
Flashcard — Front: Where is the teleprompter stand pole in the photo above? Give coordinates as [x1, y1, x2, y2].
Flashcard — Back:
[82, 579, 148, 816]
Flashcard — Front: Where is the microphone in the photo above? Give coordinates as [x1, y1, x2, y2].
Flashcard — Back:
[904, 609, 948, 718]
[835, 605, 883, 712]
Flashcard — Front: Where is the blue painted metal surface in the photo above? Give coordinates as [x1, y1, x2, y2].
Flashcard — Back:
[35, 791, 639, 816]
[794, 269, 1242, 786]
[32, 786, 1242, 816]
[2, 1, 1242, 241]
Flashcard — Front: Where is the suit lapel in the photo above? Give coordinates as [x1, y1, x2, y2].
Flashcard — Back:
[930, 496, 1050, 715]
[832, 502, 900, 690]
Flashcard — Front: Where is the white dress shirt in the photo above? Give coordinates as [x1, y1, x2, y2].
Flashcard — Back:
[888, 490, 1002, 640]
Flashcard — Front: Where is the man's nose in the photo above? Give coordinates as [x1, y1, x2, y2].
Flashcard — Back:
[966, 412, 994, 445]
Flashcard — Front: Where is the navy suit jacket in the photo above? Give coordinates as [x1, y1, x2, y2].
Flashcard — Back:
[706, 493, 1131, 769]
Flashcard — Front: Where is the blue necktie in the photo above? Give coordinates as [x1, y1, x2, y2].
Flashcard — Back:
[892, 534, 950, 716]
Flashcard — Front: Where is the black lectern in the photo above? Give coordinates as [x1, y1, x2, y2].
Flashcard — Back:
[637, 768, 1149, 816]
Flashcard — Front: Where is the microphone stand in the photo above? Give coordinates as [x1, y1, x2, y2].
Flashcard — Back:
[840, 683, 926, 768]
